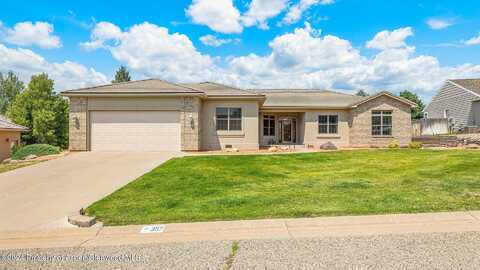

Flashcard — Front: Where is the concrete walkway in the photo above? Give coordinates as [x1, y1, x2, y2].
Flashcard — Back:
[1, 211, 480, 250]
[0, 151, 182, 232]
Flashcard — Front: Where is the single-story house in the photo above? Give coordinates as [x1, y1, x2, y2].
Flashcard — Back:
[0, 115, 29, 161]
[60, 79, 416, 152]
[425, 79, 480, 131]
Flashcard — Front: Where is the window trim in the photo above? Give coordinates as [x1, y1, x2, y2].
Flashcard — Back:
[318, 114, 339, 134]
[263, 115, 275, 136]
[372, 110, 393, 137]
[215, 107, 242, 131]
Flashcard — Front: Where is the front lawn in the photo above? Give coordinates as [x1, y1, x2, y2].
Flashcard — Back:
[87, 149, 480, 225]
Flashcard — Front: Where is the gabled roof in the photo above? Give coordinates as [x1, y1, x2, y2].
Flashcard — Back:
[0, 115, 29, 131]
[349, 91, 417, 108]
[253, 89, 364, 109]
[449, 79, 480, 96]
[60, 79, 204, 96]
[181, 82, 264, 98]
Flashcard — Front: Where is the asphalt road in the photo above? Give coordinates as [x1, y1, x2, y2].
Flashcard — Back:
[1, 232, 479, 270]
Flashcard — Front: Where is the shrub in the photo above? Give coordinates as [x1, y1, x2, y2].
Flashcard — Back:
[11, 144, 61, 160]
[388, 140, 400, 149]
[409, 141, 423, 149]
[11, 144, 20, 155]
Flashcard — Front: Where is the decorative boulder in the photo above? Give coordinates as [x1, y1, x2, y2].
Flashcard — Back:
[268, 146, 279, 152]
[466, 144, 479, 149]
[226, 148, 239, 152]
[23, 154, 38, 160]
[2, 158, 11, 164]
[320, 142, 338, 150]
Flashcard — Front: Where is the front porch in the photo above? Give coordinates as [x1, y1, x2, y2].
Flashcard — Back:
[259, 111, 306, 147]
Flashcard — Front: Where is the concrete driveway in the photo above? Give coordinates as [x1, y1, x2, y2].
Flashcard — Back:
[0, 151, 182, 232]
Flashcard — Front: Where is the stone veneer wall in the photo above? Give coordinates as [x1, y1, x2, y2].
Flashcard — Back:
[349, 96, 412, 147]
[68, 97, 88, 151]
[180, 97, 202, 151]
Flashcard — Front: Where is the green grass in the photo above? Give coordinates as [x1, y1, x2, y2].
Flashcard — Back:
[86, 149, 480, 225]
[11, 144, 61, 160]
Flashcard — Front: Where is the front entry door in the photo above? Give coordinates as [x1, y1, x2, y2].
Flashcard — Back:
[281, 119, 296, 143]
[282, 119, 292, 143]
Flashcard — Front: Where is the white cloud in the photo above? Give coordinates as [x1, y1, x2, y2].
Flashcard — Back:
[186, 0, 243, 34]
[366, 27, 413, 50]
[0, 21, 61, 49]
[80, 22, 480, 99]
[227, 24, 480, 97]
[81, 22, 219, 82]
[282, 0, 335, 25]
[426, 18, 455, 30]
[465, 33, 480, 46]
[0, 43, 107, 90]
[199, 34, 240, 47]
[80, 22, 122, 50]
[242, 0, 288, 30]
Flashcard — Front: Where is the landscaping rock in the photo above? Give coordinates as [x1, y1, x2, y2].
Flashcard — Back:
[466, 144, 480, 149]
[2, 158, 11, 164]
[268, 146, 279, 152]
[23, 154, 38, 160]
[68, 214, 96, 227]
[320, 142, 338, 150]
[226, 148, 239, 152]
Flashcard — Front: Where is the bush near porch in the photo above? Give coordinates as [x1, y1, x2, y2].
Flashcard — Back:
[87, 149, 480, 226]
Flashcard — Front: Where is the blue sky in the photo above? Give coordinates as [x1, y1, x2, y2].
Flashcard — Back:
[1, 0, 480, 101]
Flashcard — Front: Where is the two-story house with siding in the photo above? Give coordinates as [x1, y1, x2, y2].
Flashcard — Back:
[425, 79, 480, 131]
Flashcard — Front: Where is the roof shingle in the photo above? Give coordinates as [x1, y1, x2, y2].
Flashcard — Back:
[0, 115, 29, 131]
[61, 79, 203, 95]
[182, 82, 263, 97]
[450, 79, 480, 96]
[252, 89, 364, 108]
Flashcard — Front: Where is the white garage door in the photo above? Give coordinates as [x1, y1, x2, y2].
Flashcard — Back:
[90, 111, 181, 151]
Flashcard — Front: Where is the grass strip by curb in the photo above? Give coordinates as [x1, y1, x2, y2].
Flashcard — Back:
[224, 241, 240, 270]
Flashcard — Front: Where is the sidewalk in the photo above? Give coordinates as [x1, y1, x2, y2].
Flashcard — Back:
[1, 211, 480, 250]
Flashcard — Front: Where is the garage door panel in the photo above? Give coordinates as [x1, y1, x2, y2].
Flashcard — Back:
[90, 111, 181, 151]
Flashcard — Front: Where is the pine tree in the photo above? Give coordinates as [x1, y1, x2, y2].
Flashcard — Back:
[355, 90, 369, 97]
[112, 66, 131, 83]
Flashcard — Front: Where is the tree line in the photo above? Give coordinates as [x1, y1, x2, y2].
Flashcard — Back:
[0, 66, 131, 149]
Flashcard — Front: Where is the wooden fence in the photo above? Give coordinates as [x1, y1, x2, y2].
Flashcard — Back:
[412, 118, 449, 136]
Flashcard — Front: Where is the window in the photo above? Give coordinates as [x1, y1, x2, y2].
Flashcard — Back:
[216, 107, 242, 131]
[372, 111, 392, 136]
[318, 115, 338, 134]
[444, 109, 450, 119]
[263, 115, 275, 136]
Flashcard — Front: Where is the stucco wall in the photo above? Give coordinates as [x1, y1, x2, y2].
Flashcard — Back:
[303, 110, 350, 148]
[350, 96, 412, 147]
[68, 96, 202, 151]
[0, 131, 21, 161]
[201, 100, 259, 150]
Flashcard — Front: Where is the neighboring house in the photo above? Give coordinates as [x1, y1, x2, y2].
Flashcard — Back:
[425, 79, 480, 131]
[0, 115, 29, 161]
[60, 79, 416, 152]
